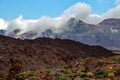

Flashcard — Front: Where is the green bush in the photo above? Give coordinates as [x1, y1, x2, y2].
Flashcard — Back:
[93, 68, 108, 78]
[78, 72, 87, 78]
[80, 68, 88, 73]
[55, 76, 66, 80]
[0, 78, 4, 80]
[17, 73, 25, 80]
[28, 76, 38, 80]
[116, 56, 120, 63]
[83, 77, 90, 80]
[46, 69, 52, 73]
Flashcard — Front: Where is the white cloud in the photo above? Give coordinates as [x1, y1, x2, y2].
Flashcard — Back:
[0, 2, 120, 38]
[0, 18, 8, 29]
[85, 14, 102, 24]
[103, 5, 120, 19]
[62, 2, 91, 20]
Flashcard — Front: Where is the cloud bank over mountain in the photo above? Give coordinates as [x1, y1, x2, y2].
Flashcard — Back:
[0, 18, 8, 29]
[0, 2, 120, 36]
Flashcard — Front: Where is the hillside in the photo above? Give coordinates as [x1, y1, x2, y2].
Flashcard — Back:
[0, 34, 114, 70]
[0, 35, 119, 80]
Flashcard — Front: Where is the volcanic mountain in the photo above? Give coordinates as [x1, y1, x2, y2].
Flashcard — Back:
[2, 18, 120, 50]
[0, 34, 115, 73]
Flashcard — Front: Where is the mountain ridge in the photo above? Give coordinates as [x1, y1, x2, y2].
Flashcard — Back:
[0, 18, 120, 50]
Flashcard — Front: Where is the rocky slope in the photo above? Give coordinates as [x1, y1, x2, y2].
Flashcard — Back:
[0, 34, 115, 73]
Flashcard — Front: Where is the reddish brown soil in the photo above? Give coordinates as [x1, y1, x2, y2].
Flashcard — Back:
[0, 35, 115, 73]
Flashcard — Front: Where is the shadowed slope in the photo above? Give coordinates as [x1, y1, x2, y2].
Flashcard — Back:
[0, 35, 114, 73]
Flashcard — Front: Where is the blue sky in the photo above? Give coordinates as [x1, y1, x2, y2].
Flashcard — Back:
[0, 0, 117, 20]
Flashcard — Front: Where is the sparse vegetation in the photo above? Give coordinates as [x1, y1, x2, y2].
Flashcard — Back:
[0, 35, 120, 80]
[87, 72, 94, 78]
[108, 72, 115, 78]
[0, 78, 4, 80]
[78, 69, 87, 78]
[0, 55, 120, 80]
[28, 76, 38, 80]
[17, 73, 25, 80]
[55, 76, 66, 80]
[113, 56, 120, 63]
[93, 68, 108, 78]
[115, 68, 120, 76]
[78, 72, 87, 78]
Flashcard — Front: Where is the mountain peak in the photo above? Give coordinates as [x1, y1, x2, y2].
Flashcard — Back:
[67, 18, 86, 29]
[99, 18, 120, 25]
[68, 18, 85, 25]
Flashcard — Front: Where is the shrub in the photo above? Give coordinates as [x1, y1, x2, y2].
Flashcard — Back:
[115, 56, 120, 63]
[28, 76, 38, 80]
[115, 68, 120, 75]
[17, 73, 25, 80]
[55, 76, 66, 80]
[80, 69, 86, 73]
[46, 69, 52, 73]
[83, 77, 90, 80]
[108, 72, 115, 78]
[78, 72, 87, 78]
[87, 72, 94, 78]
[0, 78, 4, 80]
[81, 68, 88, 73]
[93, 68, 108, 78]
